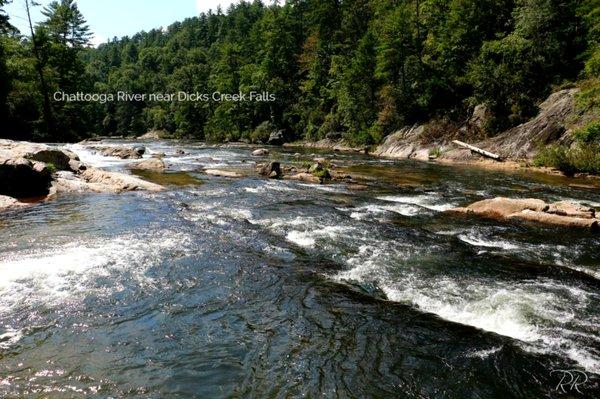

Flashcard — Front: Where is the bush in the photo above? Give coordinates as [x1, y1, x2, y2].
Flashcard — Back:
[573, 121, 600, 143]
[535, 143, 600, 176]
[250, 121, 275, 144]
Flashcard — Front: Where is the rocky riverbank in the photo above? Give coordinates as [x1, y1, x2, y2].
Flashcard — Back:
[286, 88, 599, 182]
[0, 140, 163, 212]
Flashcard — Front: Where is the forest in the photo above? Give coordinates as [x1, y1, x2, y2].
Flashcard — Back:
[0, 0, 598, 146]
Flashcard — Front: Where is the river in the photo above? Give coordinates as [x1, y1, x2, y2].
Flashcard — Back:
[1, 140, 599, 397]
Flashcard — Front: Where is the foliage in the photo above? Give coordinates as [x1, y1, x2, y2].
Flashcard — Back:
[0, 0, 598, 144]
[535, 121, 600, 175]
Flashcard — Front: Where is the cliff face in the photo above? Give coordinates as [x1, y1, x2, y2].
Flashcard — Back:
[372, 89, 581, 162]
[480, 89, 579, 159]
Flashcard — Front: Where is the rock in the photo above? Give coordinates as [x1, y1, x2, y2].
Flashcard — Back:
[480, 89, 579, 159]
[252, 148, 269, 156]
[153, 152, 167, 159]
[0, 156, 53, 198]
[267, 130, 285, 146]
[450, 197, 548, 219]
[0, 195, 29, 212]
[204, 169, 243, 178]
[133, 146, 146, 156]
[469, 104, 492, 130]
[80, 168, 164, 192]
[286, 172, 321, 184]
[1, 141, 80, 172]
[347, 184, 368, 191]
[129, 158, 166, 171]
[372, 125, 424, 159]
[449, 197, 599, 231]
[92, 146, 144, 159]
[175, 149, 186, 155]
[293, 153, 301, 158]
[411, 149, 430, 161]
[258, 161, 282, 179]
[508, 210, 599, 231]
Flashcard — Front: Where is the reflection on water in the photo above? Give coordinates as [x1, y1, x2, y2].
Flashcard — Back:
[0, 140, 599, 397]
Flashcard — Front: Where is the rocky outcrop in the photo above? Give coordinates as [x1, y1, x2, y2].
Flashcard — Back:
[479, 89, 579, 159]
[0, 140, 165, 212]
[450, 197, 599, 231]
[129, 158, 166, 171]
[372, 125, 425, 159]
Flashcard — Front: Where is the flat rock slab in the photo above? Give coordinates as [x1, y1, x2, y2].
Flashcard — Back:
[450, 197, 599, 231]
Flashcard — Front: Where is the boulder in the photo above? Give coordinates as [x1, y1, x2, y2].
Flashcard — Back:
[80, 168, 164, 192]
[92, 146, 144, 159]
[0, 156, 53, 198]
[133, 146, 146, 156]
[204, 169, 243, 178]
[258, 161, 282, 179]
[267, 130, 285, 145]
[175, 149, 186, 155]
[252, 148, 269, 156]
[450, 197, 548, 219]
[129, 158, 166, 171]
[286, 172, 321, 184]
[449, 197, 599, 231]
[469, 104, 492, 131]
[1, 141, 80, 172]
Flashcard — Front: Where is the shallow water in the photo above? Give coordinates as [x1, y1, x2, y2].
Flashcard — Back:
[1, 140, 599, 398]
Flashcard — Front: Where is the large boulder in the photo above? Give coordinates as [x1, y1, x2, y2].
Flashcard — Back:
[450, 197, 548, 219]
[0, 156, 53, 198]
[1, 141, 80, 172]
[449, 197, 599, 231]
[285, 172, 321, 184]
[92, 146, 145, 159]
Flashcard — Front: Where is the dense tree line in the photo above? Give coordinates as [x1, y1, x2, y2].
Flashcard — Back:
[0, 0, 598, 143]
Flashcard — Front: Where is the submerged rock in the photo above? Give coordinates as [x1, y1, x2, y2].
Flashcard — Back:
[267, 130, 285, 145]
[450, 197, 599, 231]
[285, 172, 321, 184]
[129, 158, 166, 171]
[79, 167, 164, 192]
[252, 148, 269, 156]
[204, 169, 243, 178]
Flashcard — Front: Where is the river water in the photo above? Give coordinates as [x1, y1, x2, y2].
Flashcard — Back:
[0, 140, 599, 398]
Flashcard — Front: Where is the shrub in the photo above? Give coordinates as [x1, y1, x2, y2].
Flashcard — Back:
[574, 121, 600, 143]
[535, 144, 600, 176]
[250, 121, 275, 144]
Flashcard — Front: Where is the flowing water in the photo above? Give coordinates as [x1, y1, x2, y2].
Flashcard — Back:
[0, 140, 599, 398]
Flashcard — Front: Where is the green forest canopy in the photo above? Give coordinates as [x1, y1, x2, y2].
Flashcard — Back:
[0, 0, 598, 144]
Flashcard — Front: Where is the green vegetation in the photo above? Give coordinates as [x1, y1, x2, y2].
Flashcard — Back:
[0, 0, 598, 146]
[535, 122, 600, 175]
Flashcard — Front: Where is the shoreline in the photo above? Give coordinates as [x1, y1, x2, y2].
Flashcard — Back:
[283, 140, 600, 188]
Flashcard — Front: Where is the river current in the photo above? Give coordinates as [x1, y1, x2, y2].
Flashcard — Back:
[0, 140, 599, 398]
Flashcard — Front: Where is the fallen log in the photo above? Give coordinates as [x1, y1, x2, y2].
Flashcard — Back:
[452, 140, 503, 161]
